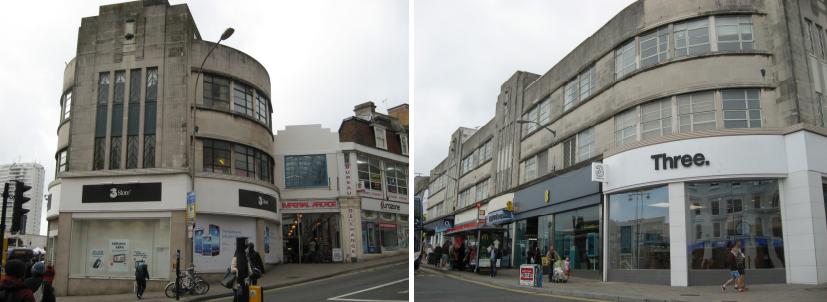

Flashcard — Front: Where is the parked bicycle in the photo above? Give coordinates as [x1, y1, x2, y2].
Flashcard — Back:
[165, 267, 210, 298]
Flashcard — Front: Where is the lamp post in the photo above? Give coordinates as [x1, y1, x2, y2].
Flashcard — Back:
[516, 119, 556, 137]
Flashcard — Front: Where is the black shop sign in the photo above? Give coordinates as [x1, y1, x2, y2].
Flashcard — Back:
[239, 189, 278, 213]
[81, 183, 162, 203]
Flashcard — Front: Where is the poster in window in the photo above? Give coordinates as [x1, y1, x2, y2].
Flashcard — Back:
[388, 186, 398, 194]
[132, 249, 148, 269]
[371, 182, 381, 191]
[370, 174, 381, 183]
[90, 249, 105, 271]
[109, 240, 130, 272]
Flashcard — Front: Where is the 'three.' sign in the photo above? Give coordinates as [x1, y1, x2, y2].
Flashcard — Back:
[651, 153, 710, 170]
[81, 183, 162, 203]
[238, 189, 278, 213]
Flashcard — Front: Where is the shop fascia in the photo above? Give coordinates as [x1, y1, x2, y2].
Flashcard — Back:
[512, 166, 600, 221]
[360, 198, 408, 215]
[280, 200, 340, 212]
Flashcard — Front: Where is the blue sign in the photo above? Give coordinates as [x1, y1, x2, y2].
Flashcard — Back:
[187, 191, 196, 205]
[435, 220, 453, 233]
[756, 239, 768, 246]
[487, 210, 513, 224]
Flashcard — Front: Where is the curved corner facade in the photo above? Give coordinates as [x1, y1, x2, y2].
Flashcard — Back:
[47, 0, 278, 296]
[424, 0, 827, 287]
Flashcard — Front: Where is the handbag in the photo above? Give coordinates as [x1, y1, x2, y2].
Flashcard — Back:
[32, 282, 44, 302]
[251, 267, 262, 279]
[221, 268, 236, 289]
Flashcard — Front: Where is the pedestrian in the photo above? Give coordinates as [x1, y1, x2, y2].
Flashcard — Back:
[43, 262, 54, 284]
[0, 259, 36, 302]
[469, 245, 476, 271]
[24, 259, 35, 282]
[733, 241, 748, 291]
[247, 243, 265, 286]
[546, 245, 560, 283]
[231, 251, 252, 302]
[441, 240, 451, 270]
[533, 246, 542, 267]
[456, 243, 466, 271]
[527, 244, 535, 264]
[307, 239, 317, 263]
[721, 243, 744, 292]
[448, 243, 456, 270]
[488, 243, 498, 278]
[24, 262, 55, 302]
[433, 244, 442, 267]
[135, 258, 149, 299]
[425, 245, 433, 261]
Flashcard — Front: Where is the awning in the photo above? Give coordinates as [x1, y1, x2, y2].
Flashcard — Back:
[446, 223, 506, 236]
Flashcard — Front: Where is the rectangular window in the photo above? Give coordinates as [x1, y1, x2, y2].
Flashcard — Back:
[526, 106, 538, 132]
[579, 66, 597, 100]
[94, 72, 110, 171]
[57, 150, 67, 174]
[675, 18, 711, 57]
[126, 136, 139, 169]
[538, 97, 551, 125]
[386, 162, 407, 195]
[641, 98, 672, 140]
[716, 16, 754, 51]
[460, 189, 471, 207]
[578, 127, 595, 162]
[235, 145, 256, 178]
[399, 134, 408, 155]
[608, 186, 670, 270]
[615, 108, 638, 147]
[722, 89, 761, 128]
[110, 71, 125, 170]
[524, 157, 536, 182]
[143, 68, 158, 168]
[255, 93, 268, 125]
[640, 26, 669, 68]
[62, 90, 72, 120]
[678, 91, 716, 133]
[615, 40, 636, 79]
[711, 200, 720, 215]
[818, 92, 825, 127]
[69, 219, 170, 278]
[233, 81, 254, 117]
[257, 150, 271, 183]
[475, 180, 489, 202]
[461, 155, 473, 175]
[695, 224, 702, 240]
[127, 69, 141, 169]
[563, 79, 578, 111]
[713, 222, 721, 238]
[202, 139, 231, 174]
[563, 137, 576, 168]
[374, 127, 387, 149]
[819, 25, 826, 60]
[806, 20, 815, 54]
[357, 155, 382, 191]
[285, 154, 328, 187]
[203, 74, 230, 110]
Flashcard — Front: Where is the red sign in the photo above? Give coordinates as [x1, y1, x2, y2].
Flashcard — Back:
[476, 202, 481, 209]
[520, 267, 534, 281]
[281, 201, 338, 209]
[446, 222, 479, 233]
[379, 223, 397, 229]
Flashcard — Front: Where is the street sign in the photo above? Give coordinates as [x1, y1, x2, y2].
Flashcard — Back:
[476, 202, 481, 209]
[477, 218, 486, 224]
[478, 210, 485, 215]
[186, 191, 196, 221]
[186, 191, 196, 205]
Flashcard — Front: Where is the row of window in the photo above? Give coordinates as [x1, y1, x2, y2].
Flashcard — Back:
[372, 126, 409, 155]
[202, 138, 273, 183]
[459, 139, 494, 176]
[203, 74, 271, 128]
[356, 155, 408, 195]
[615, 89, 762, 148]
[428, 203, 444, 219]
[93, 68, 158, 171]
[428, 174, 447, 197]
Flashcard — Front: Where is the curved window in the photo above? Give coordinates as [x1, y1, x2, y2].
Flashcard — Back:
[256, 93, 268, 125]
[641, 98, 672, 140]
[716, 16, 753, 51]
[615, 40, 636, 79]
[203, 139, 231, 174]
[675, 18, 710, 57]
[62, 90, 72, 120]
[678, 91, 715, 133]
[614, 108, 637, 147]
[203, 74, 230, 110]
[640, 26, 669, 68]
[233, 81, 254, 117]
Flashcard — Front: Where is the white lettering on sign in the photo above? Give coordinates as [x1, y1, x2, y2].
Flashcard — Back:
[109, 188, 131, 198]
[281, 201, 338, 209]
[345, 165, 352, 195]
[348, 208, 357, 256]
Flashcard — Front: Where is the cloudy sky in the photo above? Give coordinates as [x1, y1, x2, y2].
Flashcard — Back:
[413, 0, 637, 176]
[0, 0, 408, 236]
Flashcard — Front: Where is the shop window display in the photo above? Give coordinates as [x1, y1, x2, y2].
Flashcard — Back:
[553, 206, 600, 270]
[69, 219, 170, 278]
[608, 186, 670, 269]
[685, 180, 784, 270]
[282, 213, 341, 263]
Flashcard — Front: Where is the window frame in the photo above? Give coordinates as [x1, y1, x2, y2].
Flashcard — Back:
[202, 139, 231, 174]
[716, 15, 754, 51]
[722, 89, 762, 129]
[399, 134, 408, 155]
[579, 66, 597, 100]
[385, 162, 407, 195]
[615, 39, 637, 79]
[578, 127, 595, 162]
[285, 154, 329, 188]
[563, 137, 577, 168]
[203, 74, 230, 110]
[233, 81, 255, 117]
[475, 179, 489, 202]
[641, 98, 673, 140]
[62, 90, 72, 120]
[615, 108, 638, 147]
[677, 91, 716, 133]
[374, 127, 387, 150]
[675, 17, 712, 57]
[358, 155, 383, 192]
[563, 79, 579, 111]
[640, 26, 670, 68]
[524, 157, 536, 182]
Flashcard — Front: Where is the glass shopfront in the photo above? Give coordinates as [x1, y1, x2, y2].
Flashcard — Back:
[608, 186, 670, 270]
[283, 213, 341, 263]
[553, 206, 600, 270]
[685, 180, 785, 270]
[69, 218, 170, 278]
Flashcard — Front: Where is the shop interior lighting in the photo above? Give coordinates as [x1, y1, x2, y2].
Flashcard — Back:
[647, 202, 670, 207]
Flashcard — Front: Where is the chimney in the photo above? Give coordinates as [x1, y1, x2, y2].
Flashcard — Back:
[387, 104, 409, 126]
[354, 102, 376, 117]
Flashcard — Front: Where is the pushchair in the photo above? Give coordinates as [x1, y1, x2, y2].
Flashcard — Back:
[551, 261, 568, 283]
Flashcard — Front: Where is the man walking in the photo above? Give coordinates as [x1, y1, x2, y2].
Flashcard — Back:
[488, 243, 498, 278]
[734, 241, 748, 291]
[135, 258, 149, 299]
[546, 245, 560, 282]
[722, 243, 744, 292]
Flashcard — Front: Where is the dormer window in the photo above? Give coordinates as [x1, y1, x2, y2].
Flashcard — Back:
[399, 134, 408, 155]
[374, 127, 387, 150]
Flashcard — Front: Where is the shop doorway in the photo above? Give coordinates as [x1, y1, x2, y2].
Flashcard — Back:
[514, 217, 538, 265]
[282, 213, 341, 263]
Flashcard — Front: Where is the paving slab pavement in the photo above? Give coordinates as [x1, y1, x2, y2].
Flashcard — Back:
[56, 255, 408, 302]
[419, 265, 827, 302]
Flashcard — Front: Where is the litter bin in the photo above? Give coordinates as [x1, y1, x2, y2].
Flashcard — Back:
[519, 264, 542, 287]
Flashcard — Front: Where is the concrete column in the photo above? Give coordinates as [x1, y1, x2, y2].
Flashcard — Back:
[602, 195, 609, 282]
[53, 213, 72, 296]
[779, 170, 827, 284]
[668, 182, 688, 287]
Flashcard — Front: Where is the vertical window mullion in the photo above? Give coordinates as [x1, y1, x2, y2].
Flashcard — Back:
[143, 68, 158, 168]
[94, 72, 111, 170]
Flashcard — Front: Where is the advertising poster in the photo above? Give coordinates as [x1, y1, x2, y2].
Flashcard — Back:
[109, 240, 130, 272]
[90, 249, 105, 271]
[192, 214, 256, 272]
[132, 249, 148, 269]
[264, 221, 279, 264]
[332, 248, 343, 263]
[398, 225, 409, 249]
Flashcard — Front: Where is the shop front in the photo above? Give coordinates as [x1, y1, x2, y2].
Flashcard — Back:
[600, 132, 827, 286]
[360, 198, 408, 257]
[446, 223, 506, 275]
[487, 209, 513, 268]
[512, 165, 602, 280]
[280, 200, 343, 263]
[423, 215, 454, 248]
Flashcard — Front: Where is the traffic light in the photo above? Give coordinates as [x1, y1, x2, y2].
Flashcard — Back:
[11, 181, 30, 234]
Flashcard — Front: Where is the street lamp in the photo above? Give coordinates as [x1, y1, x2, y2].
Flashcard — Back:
[516, 119, 556, 137]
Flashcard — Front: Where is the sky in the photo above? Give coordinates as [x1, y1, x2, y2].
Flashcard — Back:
[413, 0, 638, 177]
[0, 0, 408, 236]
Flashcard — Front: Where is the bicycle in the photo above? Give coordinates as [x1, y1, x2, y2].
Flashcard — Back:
[165, 268, 210, 298]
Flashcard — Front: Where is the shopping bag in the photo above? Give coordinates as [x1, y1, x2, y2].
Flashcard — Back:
[221, 268, 236, 289]
[134, 281, 137, 293]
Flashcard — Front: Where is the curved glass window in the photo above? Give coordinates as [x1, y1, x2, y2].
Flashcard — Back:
[608, 186, 670, 269]
[686, 180, 784, 270]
